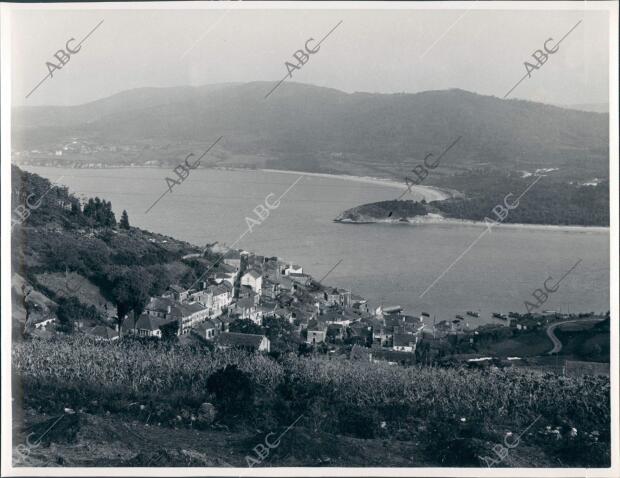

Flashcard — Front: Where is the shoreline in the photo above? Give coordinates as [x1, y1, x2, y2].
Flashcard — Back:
[18, 162, 452, 202]
[335, 214, 609, 232]
[254, 167, 452, 202]
[19, 163, 608, 231]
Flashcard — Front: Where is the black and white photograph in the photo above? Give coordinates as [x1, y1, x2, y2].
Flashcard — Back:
[1, 1, 618, 476]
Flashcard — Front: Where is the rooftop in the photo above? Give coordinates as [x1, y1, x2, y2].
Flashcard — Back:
[235, 297, 256, 309]
[243, 269, 262, 279]
[207, 283, 232, 295]
[223, 250, 242, 259]
[383, 306, 402, 314]
[133, 314, 174, 331]
[88, 325, 118, 340]
[215, 332, 266, 349]
[393, 333, 417, 347]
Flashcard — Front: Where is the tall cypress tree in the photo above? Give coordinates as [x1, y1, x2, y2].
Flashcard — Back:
[120, 210, 130, 230]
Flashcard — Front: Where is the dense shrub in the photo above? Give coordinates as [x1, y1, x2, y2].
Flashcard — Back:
[159, 321, 179, 342]
[548, 432, 610, 467]
[206, 365, 255, 416]
[337, 406, 381, 439]
[56, 297, 102, 332]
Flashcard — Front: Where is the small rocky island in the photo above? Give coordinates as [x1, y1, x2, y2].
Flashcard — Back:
[334, 199, 445, 224]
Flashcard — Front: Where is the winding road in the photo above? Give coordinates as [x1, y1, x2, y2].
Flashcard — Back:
[545, 318, 606, 355]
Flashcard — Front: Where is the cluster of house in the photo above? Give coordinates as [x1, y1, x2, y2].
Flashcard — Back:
[124, 249, 274, 351]
[305, 302, 426, 362]
[78, 245, 432, 359]
[15, 139, 141, 159]
[82, 248, 322, 352]
[434, 316, 467, 336]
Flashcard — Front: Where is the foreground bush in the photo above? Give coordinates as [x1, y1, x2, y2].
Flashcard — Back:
[12, 336, 610, 466]
[206, 365, 254, 416]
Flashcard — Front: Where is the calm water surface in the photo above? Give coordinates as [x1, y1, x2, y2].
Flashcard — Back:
[26, 166, 610, 326]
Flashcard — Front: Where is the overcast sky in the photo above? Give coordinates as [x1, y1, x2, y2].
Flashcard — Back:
[8, 4, 611, 107]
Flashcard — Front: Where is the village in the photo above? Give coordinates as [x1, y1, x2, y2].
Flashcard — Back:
[69, 244, 429, 362]
[27, 242, 607, 369]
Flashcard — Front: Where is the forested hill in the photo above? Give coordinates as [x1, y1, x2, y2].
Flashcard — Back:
[10, 166, 208, 337]
[12, 83, 608, 182]
[336, 171, 609, 227]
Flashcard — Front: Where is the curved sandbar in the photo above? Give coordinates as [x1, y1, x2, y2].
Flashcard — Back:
[258, 168, 451, 202]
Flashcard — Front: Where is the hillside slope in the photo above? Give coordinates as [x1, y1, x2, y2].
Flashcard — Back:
[10, 166, 205, 338]
[13, 83, 608, 180]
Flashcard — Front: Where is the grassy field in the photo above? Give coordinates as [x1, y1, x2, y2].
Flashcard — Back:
[34, 272, 114, 315]
[476, 332, 551, 357]
[12, 336, 611, 467]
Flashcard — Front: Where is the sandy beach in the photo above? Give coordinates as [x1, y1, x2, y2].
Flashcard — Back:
[257, 168, 451, 202]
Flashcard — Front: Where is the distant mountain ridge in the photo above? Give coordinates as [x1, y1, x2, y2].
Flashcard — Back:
[13, 82, 608, 181]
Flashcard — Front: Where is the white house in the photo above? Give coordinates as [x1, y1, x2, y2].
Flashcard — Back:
[143, 296, 209, 334]
[206, 283, 233, 317]
[306, 320, 328, 344]
[392, 333, 418, 353]
[283, 264, 303, 276]
[131, 314, 173, 338]
[324, 288, 352, 307]
[231, 297, 263, 324]
[144, 297, 177, 320]
[223, 250, 244, 271]
[33, 317, 56, 329]
[192, 319, 219, 340]
[177, 302, 209, 333]
[241, 270, 263, 294]
[163, 285, 189, 303]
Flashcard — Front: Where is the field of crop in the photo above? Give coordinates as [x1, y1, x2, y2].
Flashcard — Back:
[12, 336, 611, 467]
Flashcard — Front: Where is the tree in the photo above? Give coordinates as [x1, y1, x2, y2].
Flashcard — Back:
[82, 196, 116, 228]
[206, 365, 255, 415]
[21, 284, 32, 324]
[120, 210, 130, 230]
[147, 264, 173, 296]
[326, 327, 341, 343]
[111, 281, 132, 334]
[106, 266, 153, 335]
[262, 316, 293, 339]
[70, 200, 81, 216]
[228, 318, 263, 335]
[56, 296, 100, 333]
[262, 316, 298, 354]
[160, 321, 179, 342]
